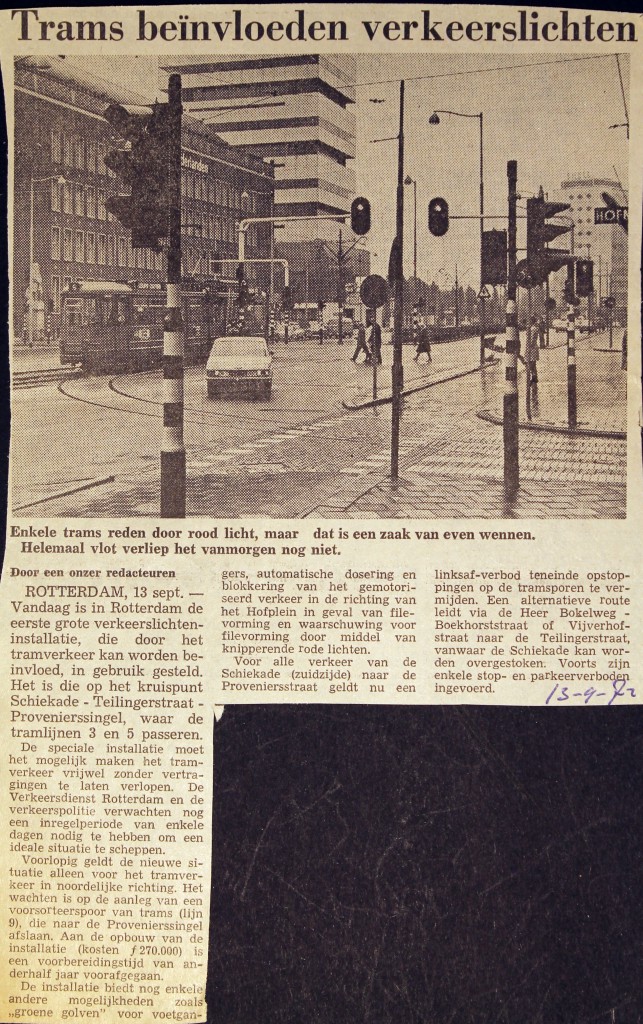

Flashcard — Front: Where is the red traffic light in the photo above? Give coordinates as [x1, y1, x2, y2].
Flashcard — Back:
[428, 197, 449, 237]
[575, 259, 594, 298]
[351, 197, 371, 235]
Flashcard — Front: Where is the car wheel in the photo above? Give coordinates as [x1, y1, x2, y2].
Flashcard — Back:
[207, 383, 219, 399]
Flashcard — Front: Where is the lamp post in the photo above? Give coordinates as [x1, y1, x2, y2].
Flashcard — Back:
[29, 173, 65, 347]
[429, 109, 484, 361]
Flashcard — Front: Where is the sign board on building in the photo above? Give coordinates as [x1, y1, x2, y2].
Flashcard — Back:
[594, 206, 628, 226]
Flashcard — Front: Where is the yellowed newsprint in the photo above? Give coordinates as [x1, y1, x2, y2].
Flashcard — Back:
[1, 5, 641, 1023]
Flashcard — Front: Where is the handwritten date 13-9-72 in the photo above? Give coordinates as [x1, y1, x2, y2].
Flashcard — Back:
[546, 679, 636, 706]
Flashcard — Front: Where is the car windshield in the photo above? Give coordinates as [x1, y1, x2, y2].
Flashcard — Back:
[212, 338, 267, 357]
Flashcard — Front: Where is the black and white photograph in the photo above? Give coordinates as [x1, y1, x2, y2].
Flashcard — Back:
[11, 48, 629, 519]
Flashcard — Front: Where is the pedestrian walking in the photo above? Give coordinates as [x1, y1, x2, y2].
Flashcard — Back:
[351, 323, 371, 363]
[537, 316, 546, 348]
[369, 320, 383, 365]
[414, 324, 432, 362]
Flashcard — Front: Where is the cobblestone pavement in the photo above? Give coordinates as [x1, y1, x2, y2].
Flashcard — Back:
[28, 337, 626, 519]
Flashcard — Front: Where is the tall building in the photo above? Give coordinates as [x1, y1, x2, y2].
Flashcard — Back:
[13, 59, 273, 340]
[552, 176, 628, 321]
[160, 56, 364, 302]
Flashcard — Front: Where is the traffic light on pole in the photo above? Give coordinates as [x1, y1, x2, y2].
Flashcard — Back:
[481, 229, 507, 285]
[282, 286, 293, 310]
[104, 101, 170, 249]
[526, 197, 572, 283]
[428, 197, 449, 237]
[575, 259, 594, 298]
[351, 197, 371, 235]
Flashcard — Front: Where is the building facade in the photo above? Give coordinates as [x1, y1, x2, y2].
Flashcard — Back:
[552, 176, 628, 321]
[160, 55, 361, 301]
[13, 61, 273, 339]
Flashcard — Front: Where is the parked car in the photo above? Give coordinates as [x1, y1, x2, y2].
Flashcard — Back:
[206, 336, 273, 400]
[273, 321, 304, 341]
[325, 317, 354, 339]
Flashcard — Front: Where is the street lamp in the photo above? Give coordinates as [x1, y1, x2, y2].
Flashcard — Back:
[429, 109, 485, 362]
[404, 174, 417, 287]
[29, 173, 65, 347]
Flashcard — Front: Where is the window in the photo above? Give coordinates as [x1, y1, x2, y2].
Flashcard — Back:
[74, 185, 85, 217]
[63, 134, 73, 166]
[86, 187, 96, 220]
[98, 143, 106, 175]
[51, 227, 61, 261]
[75, 230, 85, 263]
[86, 232, 96, 264]
[63, 276, 72, 293]
[86, 141, 96, 174]
[51, 129, 62, 164]
[97, 234, 106, 265]
[98, 189, 106, 220]
[63, 229, 72, 261]
[108, 235, 115, 266]
[52, 276, 61, 312]
[62, 183, 73, 215]
[51, 179, 61, 213]
[127, 237, 134, 268]
[75, 138, 85, 170]
[118, 236, 126, 267]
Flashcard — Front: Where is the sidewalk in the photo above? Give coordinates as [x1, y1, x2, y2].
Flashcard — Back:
[478, 329, 627, 438]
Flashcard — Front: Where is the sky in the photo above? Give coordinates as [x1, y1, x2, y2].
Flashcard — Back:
[49, 51, 629, 286]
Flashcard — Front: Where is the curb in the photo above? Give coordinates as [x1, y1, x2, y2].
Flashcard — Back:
[476, 408, 625, 441]
[342, 357, 499, 411]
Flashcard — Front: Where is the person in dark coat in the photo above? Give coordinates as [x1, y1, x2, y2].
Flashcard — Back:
[351, 323, 371, 363]
[414, 324, 432, 362]
[369, 321, 382, 364]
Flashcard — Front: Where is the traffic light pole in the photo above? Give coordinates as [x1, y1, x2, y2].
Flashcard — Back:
[160, 74, 185, 517]
[503, 160, 519, 496]
[390, 80, 405, 480]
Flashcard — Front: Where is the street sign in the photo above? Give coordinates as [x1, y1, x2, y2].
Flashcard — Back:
[595, 206, 628, 226]
[515, 259, 538, 288]
[360, 273, 390, 309]
[477, 285, 492, 300]
[603, 296, 616, 310]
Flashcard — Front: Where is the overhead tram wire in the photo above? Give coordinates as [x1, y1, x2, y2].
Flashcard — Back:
[351, 52, 618, 90]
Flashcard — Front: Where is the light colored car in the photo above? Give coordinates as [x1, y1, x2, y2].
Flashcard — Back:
[273, 321, 304, 341]
[206, 336, 273, 400]
[325, 317, 354, 339]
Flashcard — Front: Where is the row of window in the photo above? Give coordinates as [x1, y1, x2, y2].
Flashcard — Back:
[52, 180, 107, 219]
[182, 170, 268, 212]
[51, 129, 112, 177]
[51, 226, 163, 272]
[50, 129, 271, 214]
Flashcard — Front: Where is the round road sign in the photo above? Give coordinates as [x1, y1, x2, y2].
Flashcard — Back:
[603, 296, 616, 310]
[360, 274, 390, 309]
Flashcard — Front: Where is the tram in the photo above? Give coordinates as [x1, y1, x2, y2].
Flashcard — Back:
[59, 280, 236, 374]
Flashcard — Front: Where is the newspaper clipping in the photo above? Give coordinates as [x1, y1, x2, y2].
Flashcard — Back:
[1, 4, 641, 1022]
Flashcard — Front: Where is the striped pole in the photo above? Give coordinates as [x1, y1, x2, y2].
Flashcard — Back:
[503, 160, 519, 495]
[160, 74, 185, 517]
[268, 304, 275, 341]
[283, 307, 289, 345]
[566, 300, 577, 429]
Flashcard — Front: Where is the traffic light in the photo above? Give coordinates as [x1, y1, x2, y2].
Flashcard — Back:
[104, 101, 170, 249]
[351, 197, 371, 235]
[318, 300, 325, 312]
[481, 229, 507, 286]
[428, 197, 449, 237]
[236, 263, 245, 282]
[563, 266, 580, 307]
[282, 286, 293, 310]
[238, 280, 249, 306]
[575, 259, 594, 297]
[211, 252, 222, 275]
[526, 198, 572, 283]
